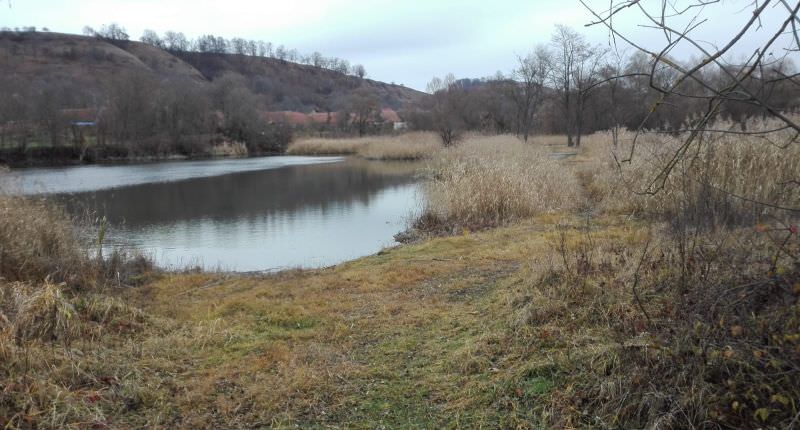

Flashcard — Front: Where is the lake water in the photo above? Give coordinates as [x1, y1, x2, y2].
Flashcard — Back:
[0, 156, 422, 271]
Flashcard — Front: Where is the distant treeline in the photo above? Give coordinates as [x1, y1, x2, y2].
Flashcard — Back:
[79, 23, 368, 78]
[0, 26, 410, 165]
[409, 25, 800, 146]
[4, 23, 796, 165]
[0, 68, 296, 165]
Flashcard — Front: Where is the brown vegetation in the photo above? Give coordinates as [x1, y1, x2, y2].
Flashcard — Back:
[0, 197, 87, 286]
[1, 124, 798, 428]
[287, 132, 440, 160]
[414, 135, 580, 234]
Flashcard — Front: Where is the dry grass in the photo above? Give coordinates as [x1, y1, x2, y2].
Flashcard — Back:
[504, 221, 799, 429]
[1, 211, 796, 428]
[0, 191, 168, 429]
[287, 132, 440, 160]
[1, 122, 797, 428]
[577, 119, 800, 226]
[416, 135, 580, 234]
[0, 196, 89, 286]
[209, 141, 248, 157]
[287, 137, 363, 155]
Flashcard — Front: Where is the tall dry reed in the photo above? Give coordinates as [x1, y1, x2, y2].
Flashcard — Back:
[0, 196, 88, 286]
[287, 132, 440, 160]
[580, 119, 800, 227]
[418, 135, 580, 231]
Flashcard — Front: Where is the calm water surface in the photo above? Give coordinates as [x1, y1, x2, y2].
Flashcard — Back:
[1, 156, 421, 271]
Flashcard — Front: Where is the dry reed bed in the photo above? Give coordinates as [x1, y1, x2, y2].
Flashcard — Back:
[416, 135, 580, 233]
[287, 132, 440, 160]
[0, 196, 87, 286]
[578, 120, 800, 226]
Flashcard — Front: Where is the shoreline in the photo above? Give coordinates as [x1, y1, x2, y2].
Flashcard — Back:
[0, 150, 286, 169]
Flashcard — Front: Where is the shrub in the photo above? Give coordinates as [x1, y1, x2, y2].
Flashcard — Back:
[530, 223, 800, 429]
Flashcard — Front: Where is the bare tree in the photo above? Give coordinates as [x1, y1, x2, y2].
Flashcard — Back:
[550, 25, 578, 146]
[246, 40, 258, 56]
[97, 23, 129, 41]
[32, 83, 67, 147]
[231, 37, 247, 55]
[104, 70, 156, 146]
[156, 78, 212, 150]
[572, 42, 606, 147]
[275, 45, 287, 61]
[163, 31, 189, 52]
[140, 29, 163, 48]
[510, 45, 551, 142]
[311, 51, 325, 67]
[550, 25, 586, 146]
[353, 64, 367, 79]
[580, 0, 800, 195]
[347, 88, 380, 136]
[427, 74, 466, 146]
[256, 41, 269, 57]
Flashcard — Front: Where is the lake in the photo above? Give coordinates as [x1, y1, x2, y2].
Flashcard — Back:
[0, 156, 422, 271]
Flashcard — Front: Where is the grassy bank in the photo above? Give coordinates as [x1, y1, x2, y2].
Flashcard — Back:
[2, 126, 798, 428]
[287, 132, 440, 160]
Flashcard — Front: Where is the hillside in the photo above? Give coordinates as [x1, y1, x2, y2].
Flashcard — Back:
[0, 31, 426, 112]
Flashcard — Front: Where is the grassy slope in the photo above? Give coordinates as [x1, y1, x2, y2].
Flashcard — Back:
[119, 214, 645, 428]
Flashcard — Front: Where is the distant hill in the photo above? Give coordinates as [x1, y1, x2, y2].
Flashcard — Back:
[0, 31, 427, 112]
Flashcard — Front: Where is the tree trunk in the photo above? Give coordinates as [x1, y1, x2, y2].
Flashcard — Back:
[564, 91, 574, 147]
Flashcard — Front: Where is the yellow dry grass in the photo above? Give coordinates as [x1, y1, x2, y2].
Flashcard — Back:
[0, 195, 88, 286]
[575, 120, 800, 223]
[417, 134, 581, 231]
[287, 132, 440, 160]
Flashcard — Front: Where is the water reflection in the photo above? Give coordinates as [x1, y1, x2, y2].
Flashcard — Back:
[4, 157, 421, 271]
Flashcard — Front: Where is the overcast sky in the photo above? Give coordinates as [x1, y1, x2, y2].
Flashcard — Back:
[2, 0, 796, 90]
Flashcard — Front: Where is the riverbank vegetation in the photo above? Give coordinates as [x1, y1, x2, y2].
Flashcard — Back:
[2, 122, 798, 427]
[286, 132, 440, 160]
[412, 135, 581, 234]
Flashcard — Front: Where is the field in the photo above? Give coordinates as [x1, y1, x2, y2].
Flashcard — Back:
[1, 128, 798, 428]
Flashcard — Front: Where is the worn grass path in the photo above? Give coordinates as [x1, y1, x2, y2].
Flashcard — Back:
[124, 215, 642, 428]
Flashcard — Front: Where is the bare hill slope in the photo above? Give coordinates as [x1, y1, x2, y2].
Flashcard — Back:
[0, 31, 426, 111]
